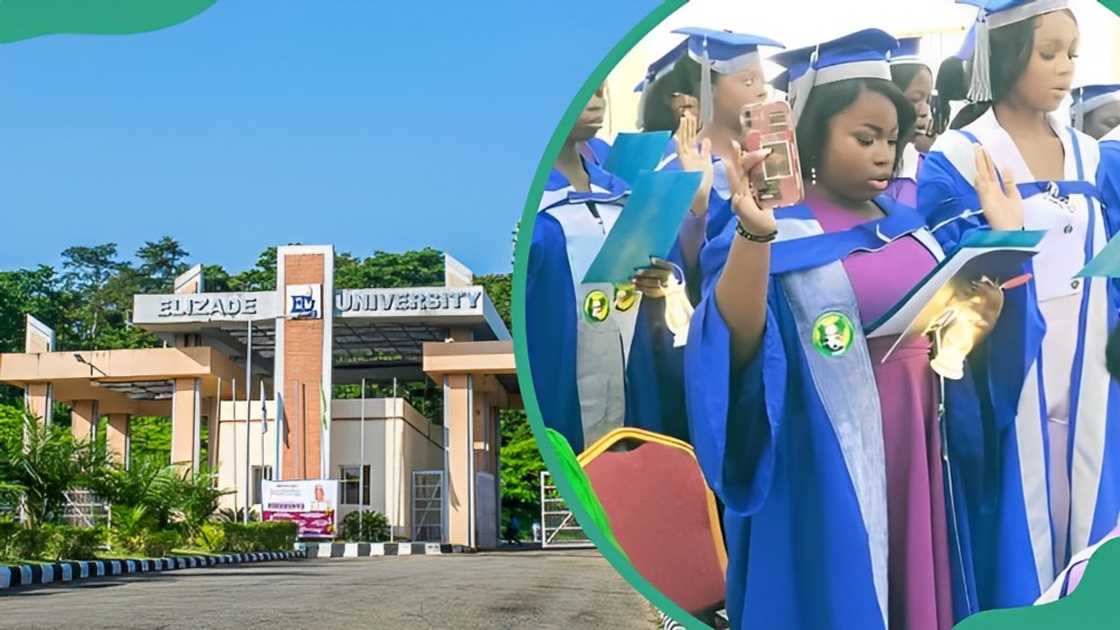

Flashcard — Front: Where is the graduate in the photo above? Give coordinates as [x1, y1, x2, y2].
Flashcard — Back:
[635, 39, 700, 133]
[918, 0, 1120, 610]
[886, 36, 936, 206]
[656, 28, 785, 283]
[1070, 84, 1120, 140]
[527, 87, 686, 453]
[686, 28, 1007, 630]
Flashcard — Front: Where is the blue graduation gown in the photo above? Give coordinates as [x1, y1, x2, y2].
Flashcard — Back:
[527, 160, 684, 453]
[1098, 129, 1120, 236]
[686, 196, 948, 630]
[918, 111, 1120, 611]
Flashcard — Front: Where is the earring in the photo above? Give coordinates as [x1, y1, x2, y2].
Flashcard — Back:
[810, 164, 818, 186]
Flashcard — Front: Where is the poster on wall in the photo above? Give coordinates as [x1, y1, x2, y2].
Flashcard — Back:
[261, 479, 339, 538]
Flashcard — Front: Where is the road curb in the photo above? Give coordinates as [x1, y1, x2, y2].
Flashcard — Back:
[0, 550, 306, 591]
[296, 542, 463, 558]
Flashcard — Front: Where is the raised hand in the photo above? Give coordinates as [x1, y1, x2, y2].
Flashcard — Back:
[724, 141, 776, 237]
[974, 144, 1024, 231]
[674, 112, 714, 215]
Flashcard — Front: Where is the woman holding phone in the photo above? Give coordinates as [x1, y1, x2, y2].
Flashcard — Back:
[685, 29, 1010, 630]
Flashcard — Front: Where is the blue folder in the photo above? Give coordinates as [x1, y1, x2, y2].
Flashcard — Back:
[581, 169, 700, 285]
[603, 131, 673, 186]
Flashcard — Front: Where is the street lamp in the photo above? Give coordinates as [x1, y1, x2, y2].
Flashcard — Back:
[73, 353, 108, 376]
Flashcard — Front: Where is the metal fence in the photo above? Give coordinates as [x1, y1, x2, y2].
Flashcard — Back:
[411, 470, 444, 543]
[539, 471, 592, 549]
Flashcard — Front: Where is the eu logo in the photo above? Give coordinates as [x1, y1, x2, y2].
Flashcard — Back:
[290, 294, 318, 319]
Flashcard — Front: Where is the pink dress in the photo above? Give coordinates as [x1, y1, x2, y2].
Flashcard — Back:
[811, 193, 955, 630]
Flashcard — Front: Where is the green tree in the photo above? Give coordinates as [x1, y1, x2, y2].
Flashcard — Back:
[136, 236, 190, 292]
[229, 247, 278, 291]
[476, 273, 512, 330]
[0, 265, 66, 353]
[335, 247, 444, 289]
[499, 409, 544, 528]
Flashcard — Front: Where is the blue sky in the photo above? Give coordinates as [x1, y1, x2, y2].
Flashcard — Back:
[0, 0, 660, 275]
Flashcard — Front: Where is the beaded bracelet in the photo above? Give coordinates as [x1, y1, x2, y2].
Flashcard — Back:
[735, 220, 778, 243]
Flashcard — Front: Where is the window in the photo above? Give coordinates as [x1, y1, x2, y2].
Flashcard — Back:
[251, 465, 273, 505]
[340, 465, 371, 506]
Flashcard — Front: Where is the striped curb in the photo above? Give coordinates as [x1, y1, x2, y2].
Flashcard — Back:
[0, 550, 305, 591]
[296, 542, 462, 559]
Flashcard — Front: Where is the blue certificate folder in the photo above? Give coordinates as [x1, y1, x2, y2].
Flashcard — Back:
[581, 169, 701, 285]
[1078, 232, 1120, 277]
[603, 131, 672, 186]
[867, 230, 1045, 344]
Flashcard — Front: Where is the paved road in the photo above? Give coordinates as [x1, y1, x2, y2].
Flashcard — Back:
[0, 549, 658, 629]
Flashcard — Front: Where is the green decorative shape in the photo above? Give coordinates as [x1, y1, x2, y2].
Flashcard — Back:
[510, 1, 706, 627]
[1102, 0, 1120, 17]
[0, 0, 217, 43]
[957, 539, 1120, 628]
[544, 429, 624, 555]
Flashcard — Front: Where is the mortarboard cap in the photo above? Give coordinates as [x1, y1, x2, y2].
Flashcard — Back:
[670, 27, 784, 125]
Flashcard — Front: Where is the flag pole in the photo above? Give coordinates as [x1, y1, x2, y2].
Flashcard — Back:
[231, 378, 238, 518]
[260, 379, 267, 509]
[244, 319, 253, 524]
[359, 377, 366, 541]
[391, 377, 398, 543]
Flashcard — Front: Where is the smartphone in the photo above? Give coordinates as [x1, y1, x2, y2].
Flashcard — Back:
[740, 101, 805, 210]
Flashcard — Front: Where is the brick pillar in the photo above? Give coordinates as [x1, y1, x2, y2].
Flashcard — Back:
[170, 378, 200, 471]
[106, 414, 130, 468]
[70, 400, 99, 444]
[276, 246, 333, 480]
[24, 383, 52, 425]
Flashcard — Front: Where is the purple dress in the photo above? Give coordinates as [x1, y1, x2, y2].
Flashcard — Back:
[812, 193, 954, 630]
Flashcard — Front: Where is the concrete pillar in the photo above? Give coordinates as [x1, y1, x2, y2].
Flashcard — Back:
[171, 378, 200, 471]
[106, 414, 130, 468]
[24, 383, 52, 425]
[444, 374, 474, 548]
[70, 400, 99, 444]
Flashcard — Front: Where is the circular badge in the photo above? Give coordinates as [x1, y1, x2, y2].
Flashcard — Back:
[811, 311, 855, 358]
[583, 289, 611, 323]
[614, 283, 638, 312]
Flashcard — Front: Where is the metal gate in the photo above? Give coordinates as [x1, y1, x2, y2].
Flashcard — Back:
[412, 470, 444, 542]
[539, 471, 592, 548]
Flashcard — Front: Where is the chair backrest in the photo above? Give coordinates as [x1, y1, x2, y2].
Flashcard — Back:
[579, 428, 727, 617]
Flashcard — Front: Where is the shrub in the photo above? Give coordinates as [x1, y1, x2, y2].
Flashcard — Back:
[0, 515, 21, 561]
[47, 525, 106, 560]
[110, 504, 153, 553]
[142, 530, 181, 558]
[195, 521, 225, 553]
[11, 524, 59, 560]
[220, 521, 297, 553]
[340, 510, 390, 542]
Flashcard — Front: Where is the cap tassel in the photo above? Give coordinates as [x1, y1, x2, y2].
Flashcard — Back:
[1073, 88, 1084, 131]
[700, 36, 714, 126]
[968, 16, 993, 103]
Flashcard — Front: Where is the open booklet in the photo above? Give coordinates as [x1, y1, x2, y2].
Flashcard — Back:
[581, 169, 700, 285]
[866, 230, 1046, 361]
[603, 131, 672, 186]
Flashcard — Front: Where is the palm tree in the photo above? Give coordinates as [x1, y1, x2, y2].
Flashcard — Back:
[0, 408, 112, 525]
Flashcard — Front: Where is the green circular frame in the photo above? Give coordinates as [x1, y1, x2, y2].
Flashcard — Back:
[509, 2, 1120, 629]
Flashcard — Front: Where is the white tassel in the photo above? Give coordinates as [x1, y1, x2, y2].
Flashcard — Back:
[968, 16, 993, 103]
[700, 36, 713, 126]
